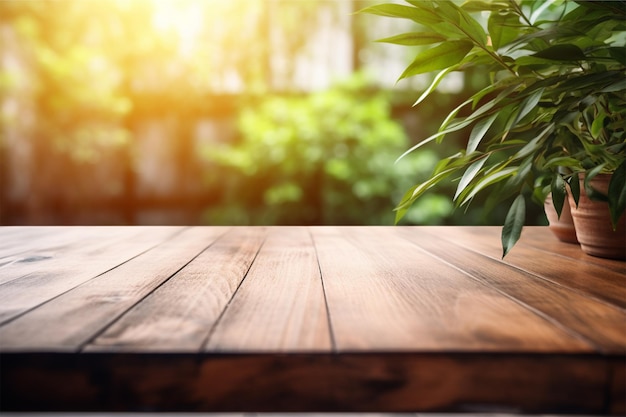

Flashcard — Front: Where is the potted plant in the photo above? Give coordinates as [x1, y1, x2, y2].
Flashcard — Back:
[361, 0, 626, 258]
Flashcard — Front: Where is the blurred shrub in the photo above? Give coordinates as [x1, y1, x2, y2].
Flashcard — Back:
[201, 75, 450, 225]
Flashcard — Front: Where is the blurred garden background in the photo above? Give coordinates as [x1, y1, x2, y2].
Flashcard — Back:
[0, 0, 545, 226]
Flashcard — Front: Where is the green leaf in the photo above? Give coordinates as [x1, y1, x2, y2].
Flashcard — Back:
[569, 172, 580, 208]
[467, 113, 498, 153]
[532, 44, 587, 61]
[590, 111, 607, 138]
[438, 97, 473, 132]
[394, 185, 418, 224]
[511, 87, 545, 127]
[543, 156, 581, 170]
[398, 40, 474, 80]
[358, 4, 425, 21]
[599, 79, 626, 93]
[462, 1, 510, 12]
[457, 4, 488, 47]
[608, 159, 626, 229]
[488, 11, 521, 50]
[609, 47, 626, 66]
[404, 1, 445, 25]
[436, 1, 461, 24]
[394, 167, 457, 217]
[432, 151, 465, 175]
[459, 166, 518, 206]
[454, 156, 488, 200]
[512, 123, 554, 160]
[502, 194, 526, 258]
[377, 32, 447, 46]
[551, 174, 566, 219]
[584, 163, 609, 201]
[397, 99, 474, 161]
[413, 68, 453, 106]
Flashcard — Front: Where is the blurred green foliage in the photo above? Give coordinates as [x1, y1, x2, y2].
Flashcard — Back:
[0, 0, 546, 226]
[201, 75, 450, 225]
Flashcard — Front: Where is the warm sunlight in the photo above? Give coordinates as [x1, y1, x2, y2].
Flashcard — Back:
[151, 0, 204, 57]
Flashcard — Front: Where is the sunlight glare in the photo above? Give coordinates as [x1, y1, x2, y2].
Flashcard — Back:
[152, 0, 204, 57]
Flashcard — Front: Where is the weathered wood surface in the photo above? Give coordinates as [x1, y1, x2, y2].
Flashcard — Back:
[0, 226, 624, 414]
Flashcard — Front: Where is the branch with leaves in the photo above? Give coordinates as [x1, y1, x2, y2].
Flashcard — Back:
[361, 0, 626, 256]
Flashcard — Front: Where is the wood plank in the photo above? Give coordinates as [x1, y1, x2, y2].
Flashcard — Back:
[0, 227, 161, 286]
[520, 227, 626, 274]
[0, 227, 104, 261]
[0, 352, 608, 413]
[394, 227, 626, 354]
[0, 227, 227, 351]
[312, 226, 594, 352]
[86, 227, 267, 352]
[205, 227, 331, 352]
[0, 227, 182, 325]
[609, 356, 626, 415]
[430, 226, 626, 309]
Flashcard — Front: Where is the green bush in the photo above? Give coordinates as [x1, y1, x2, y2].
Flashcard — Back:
[201, 75, 447, 225]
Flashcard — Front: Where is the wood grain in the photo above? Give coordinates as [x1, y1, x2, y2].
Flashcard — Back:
[0, 226, 77, 256]
[395, 227, 626, 354]
[0, 227, 159, 286]
[0, 227, 181, 325]
[0, 225, 623, 414]
[0, 352, 608, 413]
[0, 227, 227, 351]
[311, 226, 593, 352]
[429, 226, 626, 309]
[205, 227, 331, 352]
[87, 227, 267, 352]
[609, 356, 626, 415]
[520, 227, 626, 274]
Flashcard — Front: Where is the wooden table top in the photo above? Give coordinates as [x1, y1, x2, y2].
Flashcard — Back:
[0, 226, 624, 413]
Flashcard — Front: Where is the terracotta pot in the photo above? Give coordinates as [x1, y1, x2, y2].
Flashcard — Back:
[568, 174, 626, 260]
[544, 194, 578, 244]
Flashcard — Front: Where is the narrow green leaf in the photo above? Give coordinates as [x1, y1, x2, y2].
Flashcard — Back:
[454, 157, 488, 200]
[358, 4, 424, 21]
[569, 172, 580, 208]
[584, 164, 609, 202]
[609, 47, 626, 66]
[590, 111, 607, 138]
[397, 99, 474, 162]
[511, 87, 545, 127]
[608, 159, 626, 229]
[395, 167, 457, 212]
[404, 1, 444, 25]
[396, 127, 453, 162]
[513, 123, 554, 160]
[543, 156, 581, 170]
[467, 113, 498, 153]
[438, 98, 473, 132]
[599, 79, 626, 93]
[502, 194, 526, 258]
[398, 40, 474, 80]
[462, 1, 510, 12]
[377, 32, 447, 46]
[394, 184, 418, 224]
[488, 11, 521, 50]
[457, 5, 488, 47]
[413, 68, 453, 106]
[432, 151, 465, 175]
[436, 1, 461, 24]
[551, 174, 566, 219]
[460, 166, 518, 206]
[532, 44, 586, 61]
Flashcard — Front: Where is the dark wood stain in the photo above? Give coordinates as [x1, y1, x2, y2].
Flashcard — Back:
[0, 226, 624, 413]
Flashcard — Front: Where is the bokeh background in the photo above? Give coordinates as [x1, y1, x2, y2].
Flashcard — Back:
[0, 0, 546, 226]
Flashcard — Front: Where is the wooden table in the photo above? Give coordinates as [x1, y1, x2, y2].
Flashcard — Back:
[0, 226, 624, 414]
